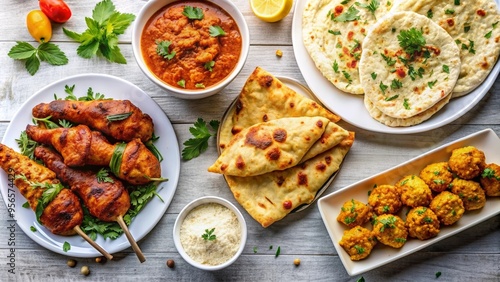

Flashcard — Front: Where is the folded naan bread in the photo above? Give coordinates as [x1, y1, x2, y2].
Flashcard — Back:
[226, 132, 354, 228]
[208, 116, 330, 177]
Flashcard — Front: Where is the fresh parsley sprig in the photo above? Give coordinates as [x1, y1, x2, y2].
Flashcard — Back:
[355, 0, 379, 18]
[156, 40, 176, 60]
[333, 6, 360, 22]
[202, 228, 216, 241]
[16, 131, 39, 160]
[183, 6, 204, 20]
[62, 0, 135, 64]
[398, 28, 426, 56]
[209, 26, 226, 37]
[182, 118, 220, 160]
[8, 41, 68, 75]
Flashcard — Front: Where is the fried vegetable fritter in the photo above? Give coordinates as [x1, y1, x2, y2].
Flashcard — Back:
[339, 226, 377, 261]
[480, 163, 500, 196]
[368, 184, 402, 215]
[406, 206, 440, 240]
[450, 178, 486, 211]
[448, 146, 486, 180]
[429, 191, 465, 225]
[372, 214, 407, 248]
[337, 199, 373, 228]
[419, 162, 453, 193]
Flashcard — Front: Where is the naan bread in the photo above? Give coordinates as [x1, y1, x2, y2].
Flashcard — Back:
[359, 11, 461, 118]
[208, 117, 330, 177]
[364, 92, 452, 127]
[300, 121, 349, 162]
[392, 0, 500, 97]
[226, 132, 354, 228]
[219, 67, 341, 151]
[302, 0, 394, 94]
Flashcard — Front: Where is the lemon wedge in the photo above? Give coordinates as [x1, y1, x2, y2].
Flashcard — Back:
[250, 0, 293, 23]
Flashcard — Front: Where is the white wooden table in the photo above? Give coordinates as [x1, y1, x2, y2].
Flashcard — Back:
[0, 1, 499, 281]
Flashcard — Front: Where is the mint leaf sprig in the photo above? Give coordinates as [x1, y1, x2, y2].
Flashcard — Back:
[8, 41, 68, 75]
[63, 0, 135, 64]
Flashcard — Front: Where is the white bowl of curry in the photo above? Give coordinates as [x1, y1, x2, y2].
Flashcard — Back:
[132, 0, 250, 99]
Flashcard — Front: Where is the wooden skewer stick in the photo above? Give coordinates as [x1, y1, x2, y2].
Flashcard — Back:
[73, 225, 113, 261]
[116, 215, 146, 263]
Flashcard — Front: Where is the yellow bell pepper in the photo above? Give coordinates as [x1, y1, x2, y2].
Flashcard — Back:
[26, 10, 52, 43]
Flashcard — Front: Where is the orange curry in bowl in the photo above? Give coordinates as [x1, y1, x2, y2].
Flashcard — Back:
[141, 0, 242, 90]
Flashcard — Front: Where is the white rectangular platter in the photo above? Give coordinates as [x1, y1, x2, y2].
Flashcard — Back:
[318, 128, 500, 276]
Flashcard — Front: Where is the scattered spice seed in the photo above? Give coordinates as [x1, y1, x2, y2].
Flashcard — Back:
[166, 259, 175, 268]
[67, 259, 77, 268]
[276, 49, 283, 57]
[293, 258, 301, 266]
[80, 265, 90, 276]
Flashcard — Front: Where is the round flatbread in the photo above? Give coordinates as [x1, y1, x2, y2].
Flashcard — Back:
[302, 0, 394, 94]
[363, 92, 452, 127]
[392, 0, 500, 97]
[359, 11, 461, 118]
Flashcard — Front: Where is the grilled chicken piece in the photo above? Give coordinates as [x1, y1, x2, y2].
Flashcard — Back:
[0, 143, 83, 235]
[35, 146, 130, 222]
[26, 124, 161, 185]
[32, 99, 154, 143]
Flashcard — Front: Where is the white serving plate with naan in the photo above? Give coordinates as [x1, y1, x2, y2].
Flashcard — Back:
[292, 0, 500, 134]
[317, 128, 500, 276]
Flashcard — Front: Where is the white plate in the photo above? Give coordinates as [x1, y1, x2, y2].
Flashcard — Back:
[216, 76, 341, 212]
[291, 0, 500, 134]
[0, 74, 180, 258]
[317, 128, 500, 276]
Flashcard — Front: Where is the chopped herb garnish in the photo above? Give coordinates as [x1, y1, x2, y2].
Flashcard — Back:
[378, 216, 397, 232]
[333, 6, 360, 22]
[63, 241, 71, 252]
[428, 80, 437, 89]
[355, 0, 379, 18]
[195, 83, 205, 89]
[177, 79, 186, 88]
[385, 94, 399, 101]
[436, 271, 442, 278]
[398, 28, 426, 56]
[202, 228, 216, 241]
[333, 60, 340, 73]
[427, 9, 433, 19]
[209, 25, 226, 37]
[23, 202, 30, 208]
[354, 245, 365, 254]
[30, 226, 37, 232]
[454, 0, 460, 4]
[183, 6, 204, 20]
[275, 246, 281, 257]
[156, 40, 176, 60]
[485, 30, 493, 39]
[253, 246, 258, 253]
[381, 53, 396, 66]
[379, 82, 388, 94]
[442, 65, 450, 74]
[342, 70, 353, 84]
[204, 61, 215, 72]
[482, 168, 500, 180]
[464, 24, 471, 33]
[371, 72, 377, 80]
[445, 9, 455, 14]
[403, 98, 410, 110]
[96, 168, 114, 183]
[328, 30, 341, 35]
[390, 79, 402, 89]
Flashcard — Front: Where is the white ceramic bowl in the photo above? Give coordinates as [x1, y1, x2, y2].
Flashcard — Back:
[173, 196, 247, 271]
[132, 0, 250, 99]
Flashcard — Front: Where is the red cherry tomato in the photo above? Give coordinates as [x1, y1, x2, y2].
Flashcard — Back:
[39, 0, 72, 23]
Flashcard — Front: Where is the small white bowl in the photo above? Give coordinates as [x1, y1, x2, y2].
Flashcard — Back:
[173, 196, 247, 271]
[132, 0, 250, 99]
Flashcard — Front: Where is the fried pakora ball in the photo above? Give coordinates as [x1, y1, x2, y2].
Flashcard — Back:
[448, 146, 486, 180]
[396, 175, 433, 208]
[338, 226, 377, 261]
[337, 199, 373, 228]
[450, 178, 486, 211]
[368, 184, 402, 215]
[419, 162, 453, 193]
[372, 214, 408, 248]
[480, 163, 500, 196]
[405, 207, 440, 240]
[429, 191, 465, 225]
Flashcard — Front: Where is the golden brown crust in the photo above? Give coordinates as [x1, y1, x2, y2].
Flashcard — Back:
[372, 214, 408, 248]
[396, 175, 433, 208]
[406, 206, 440, 240]
[450, 178, 486, 211]
[429, 191, 465, 226]
[339, 226, 377, 261]
[480, 163, 500, 196]
[448, 146, 486, 180]
[337, 199, 373, 228]
[368, 184, 402, 215]
[40, 189, 83, 235]
[419, 162, 453, 193]
[32, 99, 154, 142]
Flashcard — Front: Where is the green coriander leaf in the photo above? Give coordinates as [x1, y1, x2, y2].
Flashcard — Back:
[63, 241, 71, 252]
[493, 21, 499, 28]
[485, 30, 493, 39]
[355, 0, 379, 18]
[328, 30, 341, 35]
[333, 60, 340, 73]
[30, 226, 37, 232]
[464, 24, 471, 33]
[354, 245, 365, 254]
[37, 42, 68, 65]
[371, 72, 377, 80]
[379, 81, 388, 94]
[342, 70, 353, 84]
[454, 0, 460, 4]
[96, 168, 114, 183]
[178, 79, 186, 88]
[385, 94, 399, 101]
[442, 65, 450, 74]
[333, 6, 360, 22]
[107, 12, 136, 35]
[209, 120, 220, 131]
[445, 9, 455, 14]
[398, 28, 426, 55]
[195, 83, 205, 89]
[427, 9, 433, 18]
[202, 228, 216, 241]
[428, 80, 437, 89]
[204, 61, 215, 71]
[23, 202, 30, 209]
[253, 246, 258, 253]
[156, 40, 176, 60]
[381, 53, 396, 66]
[182, 118, 219, 160]
[390, 79, 402, 89]
[183, 6, 204, 20]
[403, 98, 410, 110]
[357, 277, 365, 282]
[209, 25, 226, 37]
[8, 41, 37, 60]
[93, 0, 116, 25]
[436, 271, 442, 278]
[275, 246, 281, 257]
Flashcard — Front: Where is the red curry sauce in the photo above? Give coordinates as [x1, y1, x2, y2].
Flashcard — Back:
[141, 1, 242, 90]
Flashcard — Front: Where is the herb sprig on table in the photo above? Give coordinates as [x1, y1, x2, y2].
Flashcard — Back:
[182, 118, 220, 160]
[8, 41, 68, 75]
[63, 0, 135, 64]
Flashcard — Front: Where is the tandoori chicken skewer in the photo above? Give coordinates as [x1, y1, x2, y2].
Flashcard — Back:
[0, 143, 112, 260]
[32, 99, 154, 143]
[25, 124, 161, 185]
[34, 146, 146, 263]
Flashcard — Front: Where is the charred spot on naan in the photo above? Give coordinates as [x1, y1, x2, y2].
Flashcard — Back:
[244, 126, 273, 150]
